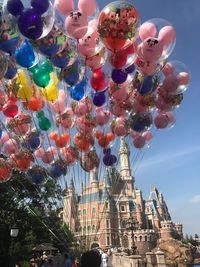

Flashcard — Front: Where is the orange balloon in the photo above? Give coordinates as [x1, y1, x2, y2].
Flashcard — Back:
[104, 36, 126, 52]
[49, 132, 58, 140]
[28, 97, 43, 111]
[16, 159, 31, 171]
[106, 132, 115, 142]
[98, 136, 110, 148]
[95, 130, 103, 140]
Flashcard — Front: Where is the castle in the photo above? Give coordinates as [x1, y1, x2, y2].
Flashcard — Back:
[62, 138, 183, 254]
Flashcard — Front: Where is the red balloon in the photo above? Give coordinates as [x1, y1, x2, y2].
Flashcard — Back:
[3, 100, 18, 118]
[91, 68, 106, 91]
[110, 52, 127, 69]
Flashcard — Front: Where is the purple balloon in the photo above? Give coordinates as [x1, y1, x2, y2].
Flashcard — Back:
[7, 0, 24, 16]
[103, 148, 111, 155]
[18, 8, 43, 40]
[92, 91, 106, 107]
[31, 0, 50, 15]
[125, 64, 135, 74]
[103, 154, 117, 166]
[111, 69, 128, 84]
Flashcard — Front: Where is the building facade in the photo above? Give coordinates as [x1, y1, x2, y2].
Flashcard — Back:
[62, 138, 183, 254]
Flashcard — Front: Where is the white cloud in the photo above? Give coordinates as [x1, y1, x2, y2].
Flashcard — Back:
[190, 195, 200, 203]
[135, 145, 200, 170]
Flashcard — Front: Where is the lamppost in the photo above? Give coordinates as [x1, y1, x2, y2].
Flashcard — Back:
[125, 217, 138, 255]
[10, 226, 19, 267]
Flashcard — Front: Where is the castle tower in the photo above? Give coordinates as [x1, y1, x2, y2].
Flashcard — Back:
[63, 178, 77, 232]
[175, 223, 183, 239]
[160, 220, 174, 239]
[89, 167, 99, 190]
[119, 138, 135, 194]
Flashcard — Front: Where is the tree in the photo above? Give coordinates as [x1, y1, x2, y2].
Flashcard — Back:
[0, 171, 74, 266]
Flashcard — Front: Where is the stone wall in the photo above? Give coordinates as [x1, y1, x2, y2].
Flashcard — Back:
[112, 251, 166, 267]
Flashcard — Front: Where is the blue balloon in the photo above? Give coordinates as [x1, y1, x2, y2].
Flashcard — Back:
[138, 76, 154, 96]
[49, 163, 63, 178]
[39, 44, 60, 57]
[103, 148, 111, 155]
[63, 60, 81, 85]
[15, 39, 35, 68]
[0, 37, 19, 55]
[51, 54, 70, 69]
[28, 135, 40, 150]
[27, 168, 45, 185]
[0, 129, 2, 139]
[70, 79, 87, 101]
[129, 113, 152, 132]
[4, 66, 17, 79]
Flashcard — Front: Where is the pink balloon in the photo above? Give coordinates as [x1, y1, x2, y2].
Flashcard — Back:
[48, 146, 57, 155]
[109, 81, 128, 102]
[155, 95, 173, 111]
[57, 109, 74, 129]
[86, 48, 106, 70]
[50, 99, 66, 114]
[139, 22, 157, 41]
[72, 98, 92, 116]
[158, 26, 176, 45]
[139, 38, 163, 62]
[77, 30, 99, 57]
[142, 131, 153, 141]
[177, 72, 190, 85]
[133, 135, 146, 148]
[0, 132, 9, 144]
[96, 108, 110, 126]
[54, 0, 74, 16]
[154, 113, 169, 129]
[2, 139, 18, 155]
[41, 152, 54, 164]
[112, 117, 128, 137]
[78, 0, 96, 17]
[162, 62, 175, 76]
[110, 102, 126, 117]
[34, 148, 45, 158]
[166, 111, 176, 124]
[135, 56, 158, 76]
[65, 11, 88, 39]
[163, 74, 179, 93]
[60, 146, 78, 164]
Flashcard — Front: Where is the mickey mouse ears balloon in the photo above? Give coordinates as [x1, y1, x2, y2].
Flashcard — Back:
[98, 1, 139, 52]
[3, 0, 55, 40]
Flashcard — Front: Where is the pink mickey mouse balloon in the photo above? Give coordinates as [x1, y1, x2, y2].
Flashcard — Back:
[137, 18, 176, 63]
[78, 29, 100, 58]
[71, 97, 92, 116]
[2, 139, 18, 155]
[96, 107, 110, 126]
[56, 108, 74, 129]
[50, 90, 67, 114]
[133, 135, 146, 149]
[54, 0, 74, 16]
[111, 117, 129, 137]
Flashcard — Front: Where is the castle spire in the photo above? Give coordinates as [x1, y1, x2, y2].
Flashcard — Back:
[104, 168, 112, 188]
[89, 167, 98, 184]
[119, 137, 132, 178]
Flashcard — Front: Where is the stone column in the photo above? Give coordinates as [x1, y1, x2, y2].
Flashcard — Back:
[155, 250, 166, 267]
[129, 255, 142, 267]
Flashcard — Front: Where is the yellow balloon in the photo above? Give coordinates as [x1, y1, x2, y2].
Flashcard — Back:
[18, 85, 33, 101]
[42, 85, 59, 102]
[16, 70, 29, 86]
[50, 72, 59, 86]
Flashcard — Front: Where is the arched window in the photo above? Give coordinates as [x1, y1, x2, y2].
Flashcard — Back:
[139, 236, 142, 242]
[145, 236, 147, 241]
[92, 225, 96, 232]
[87, 225, 91, 232]
[149, 235, 152, 241]
[135, 236, 137, 241]
[83, 226, 86, 233]
[121, 220, 126, 228]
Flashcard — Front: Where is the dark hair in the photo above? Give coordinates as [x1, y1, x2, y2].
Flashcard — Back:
[81, 250, 101, 267]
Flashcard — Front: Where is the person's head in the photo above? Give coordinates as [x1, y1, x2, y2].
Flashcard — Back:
[81, 250, 101, 267]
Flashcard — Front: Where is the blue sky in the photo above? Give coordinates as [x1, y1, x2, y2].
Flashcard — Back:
[97, 0, 200, 235]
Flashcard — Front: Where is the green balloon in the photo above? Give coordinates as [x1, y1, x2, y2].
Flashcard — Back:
[36, 110, 45, 118]
[33, 69, 50, 87]
[41, 60, 53, 73]
[38, 117, 51, 131]
[29, 64, 39, 74]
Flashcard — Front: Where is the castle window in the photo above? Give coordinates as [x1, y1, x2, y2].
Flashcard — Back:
[92, 225, 96, 232]
[139, 236, 142, 242]
[135, 236, 137, 241]
[121, 205, 125, 212]
[167, 224, 170, 228]
[83, 226, 86, 232]
[87, 225, 91, 232]
[92, 207, 96, 213]
[83, 209, 86, 215]
[145, 236, 147, 242]
[105, 202, 109, 209]
[106, 219, 109, 228]
[107, 236, 110, 246]
[121, 220, 126, 228]
[78, 210, 81, 215]
[149, 235, 152, 241]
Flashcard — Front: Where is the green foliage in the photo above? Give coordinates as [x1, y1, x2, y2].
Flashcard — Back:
[0, 171, 74, 266]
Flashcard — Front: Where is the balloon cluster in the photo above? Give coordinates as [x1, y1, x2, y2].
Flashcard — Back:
[0, 0, 190, 184]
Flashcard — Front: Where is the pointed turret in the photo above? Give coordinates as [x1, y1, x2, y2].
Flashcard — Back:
[104, 168, 112, 188]
[119, 137, 133, 180]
